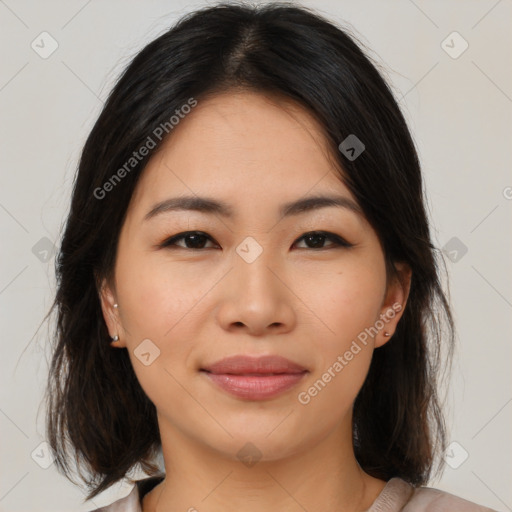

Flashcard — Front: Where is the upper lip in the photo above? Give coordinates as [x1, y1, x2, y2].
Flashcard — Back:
[201, 355, 308, 375]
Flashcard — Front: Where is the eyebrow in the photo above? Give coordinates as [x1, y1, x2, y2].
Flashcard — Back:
[144, 194, 363, 222]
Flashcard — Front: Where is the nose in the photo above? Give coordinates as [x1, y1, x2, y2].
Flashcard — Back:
[215, 247, 296, 337]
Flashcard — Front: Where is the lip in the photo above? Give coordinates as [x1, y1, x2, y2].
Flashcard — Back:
[202, 355, 307, 374]
[200, 355, 308, 400]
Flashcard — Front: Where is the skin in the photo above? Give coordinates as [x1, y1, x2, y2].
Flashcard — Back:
[99, 90, 411, 512]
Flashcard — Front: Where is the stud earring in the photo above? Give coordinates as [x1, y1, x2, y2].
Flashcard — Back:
[112, 335, 119, 342]
[113, 303, 118, 309]
[384, 332, 391, 337]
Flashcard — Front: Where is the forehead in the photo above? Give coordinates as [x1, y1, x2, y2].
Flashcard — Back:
[129, 90, 354, 216]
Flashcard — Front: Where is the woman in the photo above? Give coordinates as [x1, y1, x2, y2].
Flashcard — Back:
[44, 2, 498, 511]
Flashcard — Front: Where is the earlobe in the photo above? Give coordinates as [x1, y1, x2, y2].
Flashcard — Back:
[98, 278, 124, 348]
[376, 262, 412, 348]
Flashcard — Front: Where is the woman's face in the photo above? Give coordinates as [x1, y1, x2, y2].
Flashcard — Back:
[100, 91, 410, 462]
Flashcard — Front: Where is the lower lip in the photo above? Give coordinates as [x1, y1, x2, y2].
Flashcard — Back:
[201, 371, 307, 400]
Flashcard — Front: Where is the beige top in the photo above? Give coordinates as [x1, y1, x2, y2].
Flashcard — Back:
[90, 475, 498, 511]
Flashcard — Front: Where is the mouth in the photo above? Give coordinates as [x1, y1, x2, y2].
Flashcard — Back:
[200, 355, 309, 400]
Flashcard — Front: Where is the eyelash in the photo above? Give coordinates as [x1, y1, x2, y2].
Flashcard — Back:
[159, 230, 354, 251]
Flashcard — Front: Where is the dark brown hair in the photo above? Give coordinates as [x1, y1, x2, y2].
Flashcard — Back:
[44, 1, 454, 502]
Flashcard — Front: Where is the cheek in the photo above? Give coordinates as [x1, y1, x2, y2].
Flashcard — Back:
[293, 258, 386, 404]
[114, 248, 206, 392]
[298, 260, 386, 345]
[115, 247, 195, 337]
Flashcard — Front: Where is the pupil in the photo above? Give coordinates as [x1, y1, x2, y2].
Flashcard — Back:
[187, 234, 206, 248]
[306, 233, 324, 248]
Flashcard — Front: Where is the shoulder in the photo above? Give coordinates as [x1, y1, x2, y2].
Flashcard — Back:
[404, 481, 498, 512]
[87, 485, 140, 512]
[368, 477, 498, 512]
[87, 475, 165, 512]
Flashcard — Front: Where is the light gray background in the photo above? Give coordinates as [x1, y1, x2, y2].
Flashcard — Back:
[1, 1, 511, 511]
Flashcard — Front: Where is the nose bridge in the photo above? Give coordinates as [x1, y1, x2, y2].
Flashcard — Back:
[212, 233, 294, 333]
[232, 234, 281, 295]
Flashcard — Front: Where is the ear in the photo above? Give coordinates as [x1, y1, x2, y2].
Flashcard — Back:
[98, 276, 126, 348]
[375, 261, 412, 348]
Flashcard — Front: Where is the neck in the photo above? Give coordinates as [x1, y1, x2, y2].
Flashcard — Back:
[142, 415, 386, 512]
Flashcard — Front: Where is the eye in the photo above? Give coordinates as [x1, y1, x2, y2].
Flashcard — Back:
[159, 230, 353, 251]
[160, 231, 218, 250]
[294, 231, 353, 250]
